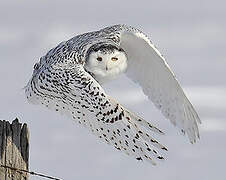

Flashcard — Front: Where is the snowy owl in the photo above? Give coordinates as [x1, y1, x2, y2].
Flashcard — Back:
[25, 24, 201, 165]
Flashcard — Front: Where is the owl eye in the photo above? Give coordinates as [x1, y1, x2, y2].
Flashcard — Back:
[96, 57, 102, 61]
[111, 57, 118, 61]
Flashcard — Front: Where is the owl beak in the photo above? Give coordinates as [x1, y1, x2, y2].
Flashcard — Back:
[106, 61, 111, 71]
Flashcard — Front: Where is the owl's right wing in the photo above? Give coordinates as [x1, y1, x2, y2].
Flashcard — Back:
[115, 25, 201, 143]
[26, 63, 167, 165]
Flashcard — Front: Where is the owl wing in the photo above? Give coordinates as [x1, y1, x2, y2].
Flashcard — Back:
[115, 26, 201, 143]
[26, 63, 169, 164]
[67, 65, 169, 165]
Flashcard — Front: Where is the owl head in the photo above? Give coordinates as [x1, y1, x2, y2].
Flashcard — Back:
[84, 43, 128, 84]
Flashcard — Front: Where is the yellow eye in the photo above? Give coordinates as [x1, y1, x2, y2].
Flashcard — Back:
[96, 57, 102, 61]
[111, 57, 118, 61]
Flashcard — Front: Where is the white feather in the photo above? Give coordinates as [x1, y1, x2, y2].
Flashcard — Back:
[25, 24, 201, 165]
[118, 29, 200, 143]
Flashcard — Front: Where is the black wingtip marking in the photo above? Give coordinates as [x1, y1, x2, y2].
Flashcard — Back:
[162, 147, 168, 151]
[157, 156, 164, 160]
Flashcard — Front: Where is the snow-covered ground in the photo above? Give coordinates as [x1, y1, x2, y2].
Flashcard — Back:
[0, 0, 225, 179]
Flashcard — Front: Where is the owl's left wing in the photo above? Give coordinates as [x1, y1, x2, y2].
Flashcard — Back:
[26, 63, 168, 165]
[67, 65, 168, 165]
[113, 25, 201, 143]
[26, 64, 170, 164]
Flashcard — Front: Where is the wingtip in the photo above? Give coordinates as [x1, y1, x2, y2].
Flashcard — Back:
[161, 147, 168, 151]
[157, 128, 165, 135]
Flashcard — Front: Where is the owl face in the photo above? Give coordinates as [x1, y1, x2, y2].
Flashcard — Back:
[85, 44, 128, 84]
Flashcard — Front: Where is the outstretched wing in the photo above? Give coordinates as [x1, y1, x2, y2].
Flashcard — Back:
[25, 24, 201, 165]
[117, 26, 201, 143]
[26, 63, 168, 164]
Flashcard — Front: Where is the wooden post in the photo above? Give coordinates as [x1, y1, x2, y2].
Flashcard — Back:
[0, 118, 29, 180]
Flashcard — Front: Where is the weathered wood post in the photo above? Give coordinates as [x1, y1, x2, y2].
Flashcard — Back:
[0, 118, 29, 180]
